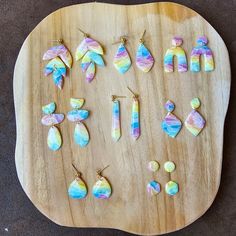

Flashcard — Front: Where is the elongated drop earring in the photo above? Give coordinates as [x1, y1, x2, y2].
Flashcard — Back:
[92, 165, 112, 199]
[41, 102, 64, 151]
[67, 98, 90, 147]
[136, 30, 154, 72]
[127, 87, 140, 140]
[68, 164, 88, 199]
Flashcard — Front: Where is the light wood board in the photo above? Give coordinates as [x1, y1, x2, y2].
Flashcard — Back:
[13, 2, 231, 235]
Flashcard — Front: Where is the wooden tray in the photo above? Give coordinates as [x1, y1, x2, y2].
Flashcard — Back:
[14, 2, 231, 235]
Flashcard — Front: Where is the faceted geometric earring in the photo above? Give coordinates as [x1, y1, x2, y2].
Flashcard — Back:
[127, 87, 140, 140]
[147, 180, 161, 196]
[41, 102, 64, 151]
[185, 98, 206, 136]
[111, 95, 126, 142]
[75, 28, 105, 83]
[161, 100, 182, 138]
[164, 36, 188, 72]
[43, 39, 72, 89]
[68, 164, 88, 199]
[92, 166, 112, 199]
[136, 30, 154, 72]
[113, 37, 131, 74]
[190, 36, 214, 72]
[67, 98, 90, 147]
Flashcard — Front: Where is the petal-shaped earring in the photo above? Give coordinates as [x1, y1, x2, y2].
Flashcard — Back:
[41, 102, 64, 151]
[185, 98, 206, 136]
[113, 37, 131, 74]
[136, 30, 154, 72]
[190, 36, 214, 72]
[68, 164, 88, 199]
[92, 166, 112, 199]
[127, 87, 140, 140]
[164, 37, 188, 72]
[75, 28, 105, 83]
[43, 39, 72, 89]
[161, 100, 182, 138]
[67, 98, 90, 147]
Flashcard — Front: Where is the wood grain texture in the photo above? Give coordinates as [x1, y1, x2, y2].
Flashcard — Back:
[13, 2, 231, 235]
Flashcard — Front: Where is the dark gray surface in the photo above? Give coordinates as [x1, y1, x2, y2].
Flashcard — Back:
[0, 0, 235, 235]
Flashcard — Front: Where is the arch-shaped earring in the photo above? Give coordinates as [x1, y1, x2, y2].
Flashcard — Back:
[190, 36, 214, 72]
[164, 36, 188, 73]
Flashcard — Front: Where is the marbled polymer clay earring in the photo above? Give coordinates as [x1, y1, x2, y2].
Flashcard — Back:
[113, 37, 131, 74]
[43, 39, 72, 89]
[92, 166, 112, 199]
[68, 164, 88, 199]
[41, 102, 64, 151]
[67, 98, 90, 147]
[164, 36, 188, 72]
[161, 100, 182, 138]
[136, 30, 154, 72]
[127, 87, 140, 140]
[185, 98, 206, 136]
[75, 28, 105, 83]
[190, 36, 214, 72]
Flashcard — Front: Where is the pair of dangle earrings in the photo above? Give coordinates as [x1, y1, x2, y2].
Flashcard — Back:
[111, 87, 140, 142]
[161, 98, 206, 138]
[68, 164, 112, 199]
[113, 30, 154, 74]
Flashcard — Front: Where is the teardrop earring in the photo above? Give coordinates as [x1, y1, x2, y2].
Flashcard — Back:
[92, 165, 112, 199]
[41, 102, 64, 151]
[113, 36, 131, 74]
[136, 30, 154, 72]
[68, 164, 88, 199]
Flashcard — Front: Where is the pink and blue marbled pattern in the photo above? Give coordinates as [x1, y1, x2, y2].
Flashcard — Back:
[131, 99, 140, 139]
[111, 100, 121, 142]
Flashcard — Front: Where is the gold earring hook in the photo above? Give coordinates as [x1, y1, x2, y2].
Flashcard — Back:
[127, 87, 139, 99]
[111, 95, 126, 101]
[139, 29, 146, 43]
[96, 165, 110, 178]
[77, 28, 88, 38]
[112, 35, 128, 45]
[72, 163, 81, 177]
[51, 39, 63, 44]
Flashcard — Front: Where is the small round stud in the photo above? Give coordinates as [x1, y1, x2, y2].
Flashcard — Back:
[147, 180, 161, 196]
[164, 161, 176, 173]
[165, 181, 179, 196]
[147, 161, 160, 172]
[165, 100, 175, 112]
[191, 98, 201, 109]
[172, 37, 183, 47]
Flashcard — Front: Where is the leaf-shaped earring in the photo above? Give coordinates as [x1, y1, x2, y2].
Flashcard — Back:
[113, 37, 131, 74]
[136, 30, 154, 72]
[161, 100, 182, 138]
[185, 98, 206, 136]
[43, 39, 72, 89]
[92, 166, 112, 199]
[67, 98, 90, 147]
[41, 102, 64, 151]
[68, 164, 88, 199]
[75, 28, 105, 83]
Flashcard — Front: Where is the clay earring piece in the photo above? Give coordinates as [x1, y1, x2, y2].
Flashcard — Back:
[147, 180, 161, 196]
[113, 37, 131, 74]
[67, 98, 90, 147]
[75, 28, 105, 83]
[127, 87, 140, 140]
[185, 98, 206, 136]
[136, 30, 154, 72]
[111, 95, 126, 142]
[41, 102, 64, 151]
[190, 36, 214, 72]
[68, 164, 88, 199]
[161, 100, 182, 138]
[92, 166, 112, 199]
[43, 39, 72, 89]
[164, 36, 188, 72]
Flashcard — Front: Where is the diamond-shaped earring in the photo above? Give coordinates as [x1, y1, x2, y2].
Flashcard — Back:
[185, 98, 206, 136]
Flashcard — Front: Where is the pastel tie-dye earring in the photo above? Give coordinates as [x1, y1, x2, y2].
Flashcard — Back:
[164, 37, 188, 72]
[190, 36, 214, 72]
[43, 39, 72, 89]
[92, 166, 112, 199]
[75, 28, 105, 83]
[161, 100, 182, 138]
[127, 87, 140, 140]
[111, 95, 126, 142]
[113, 37, 131, 74]
[136, 30, 154, 72]
[67, 98, 90, 147]
[41, 102, 64, 151]
[68, 164, 88, 199]
[185, 98, 206, 136]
